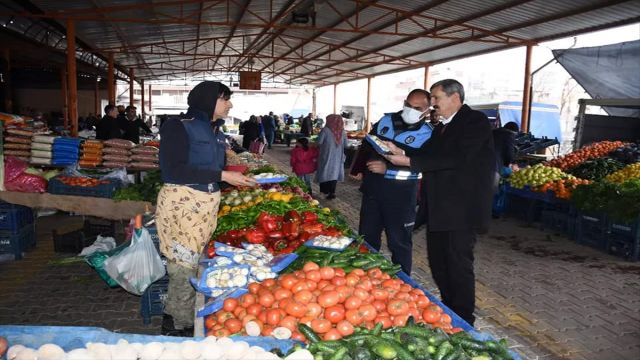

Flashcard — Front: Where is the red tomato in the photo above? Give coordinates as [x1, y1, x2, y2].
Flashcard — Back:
[280, 274, 298, 290]
[305, 302, 322, 318]
[303, 262, 320, 272]
[291, 331, 306, 342]
[274, 288, 293, 300]
[248, 283, 261, 294]
[345, 274, 360, 287]
[358, 304, 377, 322]
[211, 328, 230, 337]
[298, 316, 314, 326]
[205, 315, 216, 330]
[387, 300, 409, 316]
[291, 281, 308, 293]
[310, 319, 332, 334]
[345, 309, 363, 326]
[367, 268, 383, 279]
[293, 289, 314, 304]
[334, 285, 351, 302]
[241, 315, 257, 326]
[224, 318, 242, 334]
[258, 293, 276, 308]
[416, 295, 431, 309]
[246, 303, 263, 316]
[393, 314, 410, 327]
[318, 290, 340, 308]
[279, 315, 298, 331]
[331, 276, 346, 286]
[216, 311, 234, 323]
[233, 307, 246, 319]
[374, 315, 393, 329]
[324, 305, 345, 324]
[319, 267, 335, 280]
[266, 309, 282, 326]
[223, 298, 238, 312]
[239, 294, 256, 307]
[372, 300, 386, 312]
[422, 309, 440, 324]
[317, 280, 331, 290]
[353, 288, 369, 300]
[372, 289, 389, 301]
[285, 301, 308, 318]
[305, 270, 321, 282]
[351, 269, 365, 276]
[334, 268, 346, 277]
[263, 278, 276, 288]
[336, 320, 354, 336]
[440, 313, 452, 324]
[261, 325, 274, 336]
[323, 329, 342, 341]
[344, 296, 362, 310]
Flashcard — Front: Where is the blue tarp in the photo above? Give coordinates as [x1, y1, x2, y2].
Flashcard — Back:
[476, 101, 563, 142]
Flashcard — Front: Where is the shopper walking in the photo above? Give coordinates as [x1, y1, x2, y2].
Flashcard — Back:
[315, 114, 347, 199]
[301, 113, 313, 137]
[262, 111, 276, 149]
[241, 115, 261, 150]
[377, 79, 495, 325]
[156, 81, 256, 336]
[290, 137, 319, 194]
[352, 89, 432, 275]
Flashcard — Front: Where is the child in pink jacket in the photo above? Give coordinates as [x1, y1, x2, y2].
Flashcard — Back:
[290, 138, 319, 194]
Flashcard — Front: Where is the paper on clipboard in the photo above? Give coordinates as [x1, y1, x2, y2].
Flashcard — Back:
[365, 134, 392, 155]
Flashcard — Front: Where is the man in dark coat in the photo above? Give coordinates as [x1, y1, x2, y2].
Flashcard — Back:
[493, 121, 518, 172]
[262, 112, 276, 149]
[96, 104, 123, 140]
[119, 105, 152, 144]
[301, 113, 313, 137]
[379, 79, 495, 325]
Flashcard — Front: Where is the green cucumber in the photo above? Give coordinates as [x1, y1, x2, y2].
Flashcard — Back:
[298, 323, 321, 343]
[361, 259, 384, 270]
[351, 258, 373, 267]
[435, 341, 454, 360]
[327, 346, 349, 360]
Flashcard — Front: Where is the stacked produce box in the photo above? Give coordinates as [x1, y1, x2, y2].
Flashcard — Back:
[52, 137, 81, 166]
[3, 128, 33, 162]
[102, 139, 135, 168]
[79, 140, 104, 168]
[30, 135, 56, 166]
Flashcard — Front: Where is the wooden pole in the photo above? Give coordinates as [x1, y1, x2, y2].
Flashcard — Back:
[311, 88, 316, 116]
[366, 77, 372, 132]
[333, 84, 337, 114]
[129, 68, 135, 107]
[3, 49, 12, 113]
[521, 44, 533, 133]
[66, 19, 78, 136]
[148, 84, 152, 113]
[60, 67, 68, 131]
[140, 79, 145, 116]
[107, 53, 115, 104]
[94, 77, 100, 116]
[423, 65, 430, 90]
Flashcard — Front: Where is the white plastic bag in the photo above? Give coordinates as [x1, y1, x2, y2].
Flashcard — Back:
[78, 235, 117, 257]
[103, 227, 166, 295]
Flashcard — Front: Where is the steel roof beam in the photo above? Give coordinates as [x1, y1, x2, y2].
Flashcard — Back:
[211, 0, 252, 70]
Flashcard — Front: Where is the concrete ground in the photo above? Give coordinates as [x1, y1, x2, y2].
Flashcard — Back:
[1, 143, 638, 360]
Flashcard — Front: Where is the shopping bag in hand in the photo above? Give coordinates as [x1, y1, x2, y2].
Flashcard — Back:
[103, 227, 166, 295]
[249, 138, 265, 155]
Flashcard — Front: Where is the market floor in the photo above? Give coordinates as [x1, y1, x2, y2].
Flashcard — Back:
[0, 144, 638, 360]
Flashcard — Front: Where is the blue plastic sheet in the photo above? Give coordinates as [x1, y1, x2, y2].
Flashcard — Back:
[0, 325, 299, 355]
[476, 101, 562, 142]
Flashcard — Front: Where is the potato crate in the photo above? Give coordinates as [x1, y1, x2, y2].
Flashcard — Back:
[575, 212, 609, 251]
[0, 203, 34, 231]
[0, 224, 36, 260]
[47, 177, 123, 198]
[141, 275, 169, 325]
[607, 218, 640, 261]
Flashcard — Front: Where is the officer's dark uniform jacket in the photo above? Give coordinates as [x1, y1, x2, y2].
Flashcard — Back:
[159, 109, 226, 193]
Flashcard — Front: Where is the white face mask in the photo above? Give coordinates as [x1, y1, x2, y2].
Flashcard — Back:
[401, 106, 424, 124]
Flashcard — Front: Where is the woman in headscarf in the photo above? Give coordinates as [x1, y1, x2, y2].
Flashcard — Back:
[315, 114, 348, 199]
[241, 115, 261, 150]
[156, 81, 256, 336]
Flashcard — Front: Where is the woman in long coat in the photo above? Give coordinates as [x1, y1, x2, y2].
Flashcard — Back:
[315, 114, 347, 199]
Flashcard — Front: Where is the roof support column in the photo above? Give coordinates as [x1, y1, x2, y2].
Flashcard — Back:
[423, 65, 430, 90]
[141, 79, 145, 116]
[2, 49, 13, 113]
[129, 68, 135, 107]
[66, 19, 78, 137]
[521, 44, 533, 133]
[366, 77, 372, 132]
[60, 67, 68, 130]
[94, 77, 100, 116]
[107, 53, 115, 105]
[148, 84, 152, 114]
[333, 84, 337, 114]
[312, 88, 316, 116]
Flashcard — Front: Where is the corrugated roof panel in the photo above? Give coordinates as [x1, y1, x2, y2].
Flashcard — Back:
[424, 0, 516, 22]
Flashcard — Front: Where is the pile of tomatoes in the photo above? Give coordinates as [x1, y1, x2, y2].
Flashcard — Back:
[205, 262, 458, 341]
[545, 141, 625, 171]
[57, 176, 110, 187]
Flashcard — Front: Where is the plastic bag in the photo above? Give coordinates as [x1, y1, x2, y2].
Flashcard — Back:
[103, 227, 166, 295]
[85, 241, 130, 287]
[79, 235, 117, 257]
[99, 167, 132, 185]
[3, 156, 28, 182]
[5, 173, 47, 193]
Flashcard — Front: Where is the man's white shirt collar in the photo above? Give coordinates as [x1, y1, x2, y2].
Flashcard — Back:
[441, 111, 457, 125]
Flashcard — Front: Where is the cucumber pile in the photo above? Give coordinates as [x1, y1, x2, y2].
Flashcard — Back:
[285, 246, 403, 275]
[299, 322, 513, 360]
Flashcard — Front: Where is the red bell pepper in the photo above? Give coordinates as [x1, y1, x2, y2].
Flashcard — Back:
[282, 221, 300, 239]
[322, 227, 342, 237]
[244, 228, 267, 244]
[302, 211, 319, 223]
[284, 210, 302, 224]
[257, 212, 280, 232]
[359, 244, 369, 253]
[301, 222, 324, 235]
[207, 242, 216, 258]
[267, 230, 284, 239]
[227, 229, 246, 239]
[273, 239, 289, 251]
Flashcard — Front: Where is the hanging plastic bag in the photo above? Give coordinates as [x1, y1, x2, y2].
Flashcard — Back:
[99, 167, 132, 185]
[85, 240, 131, 287]
[103, 227, 166, 295]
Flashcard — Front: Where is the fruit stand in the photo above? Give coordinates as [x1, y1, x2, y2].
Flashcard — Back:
[506, 140, 640, 261]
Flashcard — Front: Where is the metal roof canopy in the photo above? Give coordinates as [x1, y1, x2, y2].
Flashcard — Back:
[1, 0, 639, 87]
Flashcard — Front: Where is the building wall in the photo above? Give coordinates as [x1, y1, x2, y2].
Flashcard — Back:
[13, 88, 106, 117]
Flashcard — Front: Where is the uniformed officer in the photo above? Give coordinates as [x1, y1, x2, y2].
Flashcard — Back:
[350, 89, 432, 274]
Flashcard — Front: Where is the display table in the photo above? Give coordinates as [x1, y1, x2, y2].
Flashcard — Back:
[0, 191, 153, 220]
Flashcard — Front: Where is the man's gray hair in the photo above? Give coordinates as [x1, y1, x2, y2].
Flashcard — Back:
[430, 79, 465, 103]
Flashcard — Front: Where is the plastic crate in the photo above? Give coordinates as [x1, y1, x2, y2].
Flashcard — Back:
[52, 228, 93, 254]
[505, 193, 544, 224]
[0, 224, 35, 260]
[47, 177, 122, 198]
[0, 204, 34, 231]
[141, 275, 169, 325]
[607, 218, 640, 261]
[541, 208, 576, 238]
[575, 212, 609, 251]
[83, 219, 116, 237]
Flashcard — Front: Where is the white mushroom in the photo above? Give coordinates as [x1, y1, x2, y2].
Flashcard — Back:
[86, 342, 111, 360]
[200, 342, 223, 360]
[284, 349, 314, 360]
[158, 349, 182, 360]
[224, 341, 249, 360]
[141, 342, 164, 360]
[14, 348, 37, 360]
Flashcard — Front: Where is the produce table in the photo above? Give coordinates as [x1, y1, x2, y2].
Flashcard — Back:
[0, 191, 153, 220]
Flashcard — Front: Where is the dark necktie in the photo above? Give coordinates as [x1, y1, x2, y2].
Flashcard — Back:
[435, 122, 445, 135]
